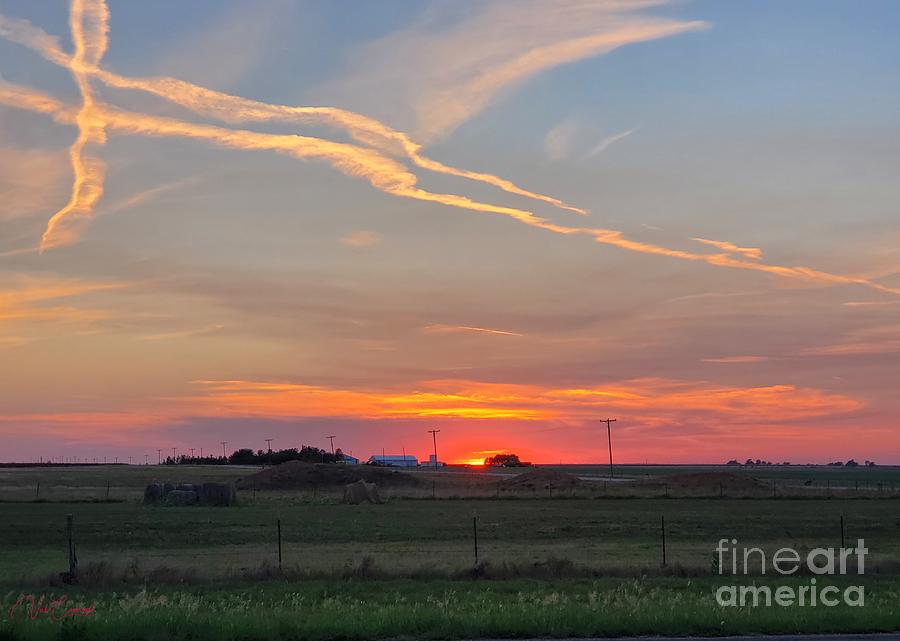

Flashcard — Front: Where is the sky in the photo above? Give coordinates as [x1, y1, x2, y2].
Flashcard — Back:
[1, 0, 898, 465]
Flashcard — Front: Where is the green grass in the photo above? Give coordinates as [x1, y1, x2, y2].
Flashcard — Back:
[2, 577, 899, 641]
[3, 496, 900, 584]
[3, 466, 900, 638]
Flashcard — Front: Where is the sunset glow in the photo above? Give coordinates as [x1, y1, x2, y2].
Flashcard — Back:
[1, 1, 899, 464]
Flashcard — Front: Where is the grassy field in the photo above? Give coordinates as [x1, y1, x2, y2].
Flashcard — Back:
[3, 576, 900, 641]
[2, 466, 900, 583]
[3, 462, 899, 503]
[1, 464, 899, 638]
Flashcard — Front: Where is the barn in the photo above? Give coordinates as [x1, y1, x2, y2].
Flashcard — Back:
[367, 454, 418, 467]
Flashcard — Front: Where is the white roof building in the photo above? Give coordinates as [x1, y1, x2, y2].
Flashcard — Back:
[367, 454, 418, 467]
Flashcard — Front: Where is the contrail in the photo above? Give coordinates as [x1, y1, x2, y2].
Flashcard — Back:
[1, 3, 898, 298]
[39, 0, 109, 250]
[587, 128, 636, 157]
[423, 324, 525, 337]
[2, 80, 898, 297]
[692, 237, 763, 260]
[0, 9, 587, 217]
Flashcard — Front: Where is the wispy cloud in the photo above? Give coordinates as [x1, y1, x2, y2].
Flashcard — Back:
[544, 120, 579, 161]
[422, 324, 524, 337]
[702, 355, 770, 364]
[692, 237, 763, 261]
[587, 128, 636, 156]
[340, 230, 382, 248]
[324, 0, 707, 142]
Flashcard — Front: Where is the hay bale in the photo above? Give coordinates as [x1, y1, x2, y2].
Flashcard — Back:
[143, 483, 164, 504]
[343, 479, 383, 504]
[199, 482, 236, 506]
[165, 489, 198, 506]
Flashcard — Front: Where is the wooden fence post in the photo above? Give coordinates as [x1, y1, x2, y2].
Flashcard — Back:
[660, 515, 667, 567]
[473, 515, 479, 564]
[66, 514, 77, 581]
[277, 518, 283, 571]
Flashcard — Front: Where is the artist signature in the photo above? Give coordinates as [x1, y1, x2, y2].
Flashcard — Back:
[8, 594, 95, 622]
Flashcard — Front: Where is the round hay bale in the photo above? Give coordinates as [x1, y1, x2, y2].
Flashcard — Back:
[165, 489, 198, 506]
[143, 483, 164, 504]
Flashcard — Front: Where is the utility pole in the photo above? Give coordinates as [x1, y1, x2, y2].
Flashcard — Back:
[144, 454, 149, 465]
[221, 441, 228, 459]
[327, 435, 335, 455]
[264, 438, 272, 452]
[190, 448, 195, 459]
[200, 447, 203, 458]
[602, 418, 617, 479]
[172, 447, 177, 462]
[157, 449, 162, 465]
[427, 429, 440, 468]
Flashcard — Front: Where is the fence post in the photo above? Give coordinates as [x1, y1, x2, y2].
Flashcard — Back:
[473, 515, 479, 564]
[277, 518, 283, 571]
[35, 480, 40, 500]
[660, 515, 667, 567]
[106, 480, 110, 501]
[66, 514, 77, 581]
[772, 481, 777, 499]
[432, 480, 436, 500]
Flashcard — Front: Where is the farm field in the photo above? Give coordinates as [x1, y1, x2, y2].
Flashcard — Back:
[2, 464, 900, 639]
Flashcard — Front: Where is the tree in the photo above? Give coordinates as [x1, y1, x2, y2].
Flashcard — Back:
[484, 453, 526, 467]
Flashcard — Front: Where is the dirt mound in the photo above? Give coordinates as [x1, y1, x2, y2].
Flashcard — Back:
[236, 461, 420, 490]
[660, 471, 766, 491]
[501, 468, 582, 490]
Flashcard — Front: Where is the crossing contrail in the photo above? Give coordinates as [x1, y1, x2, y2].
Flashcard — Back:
[0, 1, 897, 298]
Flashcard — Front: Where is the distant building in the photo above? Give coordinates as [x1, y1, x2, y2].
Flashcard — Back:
[425, 454, 444, 467]
[367, 454, 418, 467]
[338, 453, 360, 465]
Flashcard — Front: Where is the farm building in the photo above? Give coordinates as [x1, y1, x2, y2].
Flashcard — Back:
[367, 454, 418, 467]
[338, 453, 360, 464]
